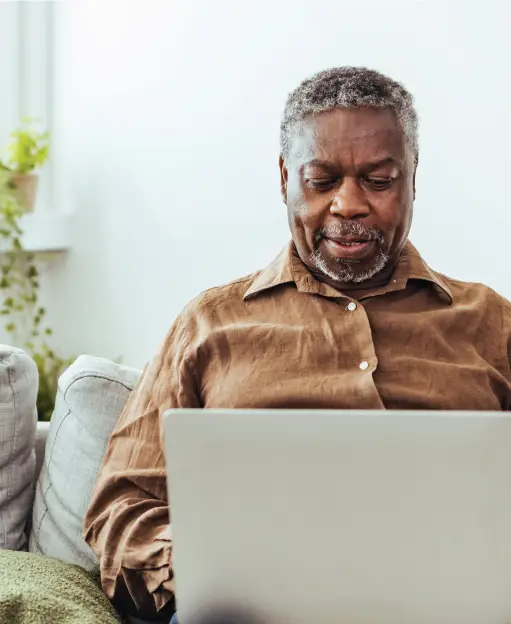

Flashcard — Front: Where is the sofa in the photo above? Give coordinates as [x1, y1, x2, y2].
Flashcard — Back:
[0, 344, 167, 624]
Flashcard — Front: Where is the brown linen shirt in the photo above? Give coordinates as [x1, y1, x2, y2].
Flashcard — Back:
[84, 240, 511, 618]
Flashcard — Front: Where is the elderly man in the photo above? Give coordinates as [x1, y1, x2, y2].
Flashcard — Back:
[84, 66, 511, 622]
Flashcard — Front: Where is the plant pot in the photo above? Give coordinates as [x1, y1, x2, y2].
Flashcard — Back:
[10, 173, 39, 213]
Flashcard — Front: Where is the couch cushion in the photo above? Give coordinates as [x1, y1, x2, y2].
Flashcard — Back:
[0, 345, 38, 551]
[29, 355, 140, 569]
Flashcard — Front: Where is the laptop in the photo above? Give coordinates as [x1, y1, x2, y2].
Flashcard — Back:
[164, 409, 511, 624]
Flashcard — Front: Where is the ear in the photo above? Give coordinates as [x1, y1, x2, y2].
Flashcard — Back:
[413, 155, 418, 201]
[279, 155, 288, 203]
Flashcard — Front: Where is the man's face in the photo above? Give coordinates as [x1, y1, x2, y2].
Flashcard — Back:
[280, 107, 415, 287]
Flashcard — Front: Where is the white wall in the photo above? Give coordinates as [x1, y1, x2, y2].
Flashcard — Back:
[49, 0, 511, 368]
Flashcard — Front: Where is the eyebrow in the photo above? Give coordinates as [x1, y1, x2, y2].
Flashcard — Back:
[301, 159, 337, 172]
[362, 157, 399, 172]
[303, 156, 400, 173]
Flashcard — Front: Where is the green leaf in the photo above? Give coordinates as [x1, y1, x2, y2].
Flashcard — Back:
[5, 322, 15, 333]
[5, 119, 50, 173]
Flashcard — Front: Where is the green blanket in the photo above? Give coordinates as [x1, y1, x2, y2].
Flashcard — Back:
[0, 549, 121, 623]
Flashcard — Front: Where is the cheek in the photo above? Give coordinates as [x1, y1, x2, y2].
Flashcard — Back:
[375, 185, 412, 227]
[286, 191, 325, 251]
[286, 176, 307, 213]
[288, 196, 324, 238]
[288, 196, 309, 219]
[287, 202, 310, 247]
[288, 179, 329, 223]
[286, 177, 311, 223]
[377, 193, 413, 250]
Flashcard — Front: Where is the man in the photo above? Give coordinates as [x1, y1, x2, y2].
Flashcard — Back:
[84, 66, 511, 622]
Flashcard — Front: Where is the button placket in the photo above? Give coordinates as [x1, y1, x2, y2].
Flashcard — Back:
[341, 300, 373, 374]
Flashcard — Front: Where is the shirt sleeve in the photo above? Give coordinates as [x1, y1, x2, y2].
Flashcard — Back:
[84, 312, 200, 619]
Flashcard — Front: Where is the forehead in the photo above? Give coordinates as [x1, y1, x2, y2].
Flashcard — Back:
[289, 107, 408, 166]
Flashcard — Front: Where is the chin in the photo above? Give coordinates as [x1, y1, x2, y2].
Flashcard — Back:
[313, 250, 390, 284]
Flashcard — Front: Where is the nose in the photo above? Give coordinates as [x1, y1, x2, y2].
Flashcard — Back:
[330, 177, 370, 219]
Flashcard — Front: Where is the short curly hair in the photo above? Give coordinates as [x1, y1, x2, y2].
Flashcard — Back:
[280, 66, 419, 163]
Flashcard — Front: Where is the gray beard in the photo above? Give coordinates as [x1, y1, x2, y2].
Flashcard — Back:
[309, 245, 390, 284]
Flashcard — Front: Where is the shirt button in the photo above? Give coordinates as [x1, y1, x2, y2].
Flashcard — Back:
[346, 302, 357, 311]
[359, 361, 369, 371]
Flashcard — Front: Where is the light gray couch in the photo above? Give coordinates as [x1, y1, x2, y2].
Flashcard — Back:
[0, 345, 167, 623]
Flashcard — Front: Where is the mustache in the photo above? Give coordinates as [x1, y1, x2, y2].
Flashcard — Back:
[315, 222, 385, 245]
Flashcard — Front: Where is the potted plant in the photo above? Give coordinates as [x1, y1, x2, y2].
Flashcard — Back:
[0, 118, 50, 213]
[0, 168, 74, 420]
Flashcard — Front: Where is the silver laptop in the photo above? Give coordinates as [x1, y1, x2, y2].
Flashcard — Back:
[164, 409, 511, 624]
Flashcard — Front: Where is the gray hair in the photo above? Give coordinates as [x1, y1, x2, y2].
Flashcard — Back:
[280, 66, 419, 163]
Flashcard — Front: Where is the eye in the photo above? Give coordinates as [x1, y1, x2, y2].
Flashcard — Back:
[306, 178, 338, 191]
[363, 177, 396, 190]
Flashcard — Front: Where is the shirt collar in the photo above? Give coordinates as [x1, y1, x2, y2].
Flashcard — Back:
[243, 244, 296, 299]
[404, 241, 453, 303]
[243, 239, 453, 304]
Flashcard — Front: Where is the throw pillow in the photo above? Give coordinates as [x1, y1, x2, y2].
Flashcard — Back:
[29, 354, 141, 569]
[0, 548, 121, 623]
[0, 345, 38, 551]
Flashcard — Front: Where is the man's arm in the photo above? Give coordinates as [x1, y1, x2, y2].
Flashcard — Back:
[84, 313, 200, 619]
